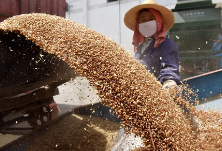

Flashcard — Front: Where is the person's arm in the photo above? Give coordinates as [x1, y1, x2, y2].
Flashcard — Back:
[158, 41, 180, 86]
[162, 79, 177, 89]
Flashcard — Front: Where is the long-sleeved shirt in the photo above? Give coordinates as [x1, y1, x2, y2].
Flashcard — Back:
[134, 37, 181, 85]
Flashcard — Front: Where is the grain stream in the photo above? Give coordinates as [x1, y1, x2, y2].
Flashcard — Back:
[0, 13, 221, 150]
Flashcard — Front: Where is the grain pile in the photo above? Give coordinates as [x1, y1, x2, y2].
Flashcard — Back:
[25, 114, 121, 151]
[0, 13, 221, 150]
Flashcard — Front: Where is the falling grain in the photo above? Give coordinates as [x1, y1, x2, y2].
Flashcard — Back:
[0, 13, 221, 150]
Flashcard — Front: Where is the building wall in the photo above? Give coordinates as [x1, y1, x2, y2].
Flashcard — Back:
[66, 0, 144, 55]
[0, 0, 66, 22]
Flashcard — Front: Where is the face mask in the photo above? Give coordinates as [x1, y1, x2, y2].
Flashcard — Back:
[139, 20, 157, 37]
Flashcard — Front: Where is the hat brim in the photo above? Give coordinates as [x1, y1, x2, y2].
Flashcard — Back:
[124, 4, 175, 31]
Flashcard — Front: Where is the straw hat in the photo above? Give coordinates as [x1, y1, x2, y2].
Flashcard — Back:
[124, 0, 175, 31]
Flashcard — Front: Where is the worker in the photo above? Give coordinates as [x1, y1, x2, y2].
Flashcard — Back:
[124, 0, 180, 89]
[113, 1, 199, 150]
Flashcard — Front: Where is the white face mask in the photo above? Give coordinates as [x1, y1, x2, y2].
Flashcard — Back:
[139, 20, 157, 37]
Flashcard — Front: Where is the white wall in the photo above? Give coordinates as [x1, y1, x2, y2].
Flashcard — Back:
[120, 1, 139, 53]
[88, 3, 120, 43]
[66, 0, 84, 24]
[66, 0, 139, 55]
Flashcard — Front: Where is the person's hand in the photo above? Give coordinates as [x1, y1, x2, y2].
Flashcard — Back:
[163, 80, 182, 98]
[162, 80, 177, 89]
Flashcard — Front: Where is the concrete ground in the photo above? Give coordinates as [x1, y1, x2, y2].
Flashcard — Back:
[0, 134, 21, 148]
